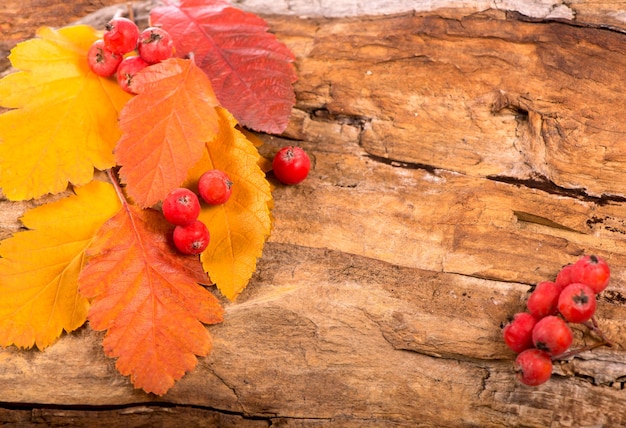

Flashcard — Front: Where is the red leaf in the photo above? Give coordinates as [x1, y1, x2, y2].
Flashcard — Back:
[115, 58, 220, 207]
[79, 204, 224, 395]
[151, 0, 297, 134]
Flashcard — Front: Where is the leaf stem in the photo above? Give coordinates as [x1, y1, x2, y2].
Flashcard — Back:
[107, 169, 129, 207]
[582, 316, 616, 347]
[553, 341, 612, 361]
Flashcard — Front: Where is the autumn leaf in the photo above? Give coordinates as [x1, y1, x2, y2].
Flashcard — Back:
[241, 128, 274, 173]
[184, 108, 272, 300]
[115, 58, 220, 207]
[0, 180, 121, 350]
[78, 202, 224, 395]
[151, 0, 297, 134]
[0, 25, 132, 201]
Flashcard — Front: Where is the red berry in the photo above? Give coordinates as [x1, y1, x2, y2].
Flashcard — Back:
[532, 315, 573, 356]
[515, 349, 553, 386]
[555, 264, 574, 290]
[162, 188, 201, 226]
[87, 39, 122, 77]
[558, 283, 597, 323]
[503, 312, 539, 353]
[116, 56, 149, 94]
[103, 17, 140, 55]
[138, 27, 175, 64]
[197, 170, 233, 205]
[527, 281, 561, 319]
[173, 220, 210, 255]
[570, 255, 610, 294]
[272, 146, 311, 185]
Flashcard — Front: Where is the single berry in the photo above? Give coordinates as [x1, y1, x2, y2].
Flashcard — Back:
[272, 146, 311, 185]
[138, 27, 175, 64]
[198, 170, 233, 205]
[570, 254, 610, 294]
[515, 348, 553, 386]
[162, 188, 201, 226]
[103, 17, 140, 55]
[527, 281, 561, 319]
[116, 56, 149, 94]
[87, 39, 122, 77]
[173, 220, 210, 255]
[503, 312, 539, 353]
[532, 315, 573, 356]
[555, 264, 574, 290]
[558, 283, 597, 323]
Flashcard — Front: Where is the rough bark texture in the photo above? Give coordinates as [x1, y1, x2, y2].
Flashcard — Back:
[2, 1, 626, 427]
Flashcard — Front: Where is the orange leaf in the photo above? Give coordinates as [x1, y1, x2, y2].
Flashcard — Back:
[115, 58, 220, 207]
[78, 204, 224, 395]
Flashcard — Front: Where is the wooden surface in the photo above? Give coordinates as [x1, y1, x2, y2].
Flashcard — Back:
[2, 1, 626, 426]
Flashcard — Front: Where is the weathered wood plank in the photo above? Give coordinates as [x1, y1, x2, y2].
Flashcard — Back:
[280, 11, 626, 197]
[0, 242, 625, 426]
[2, 1, 626, 427]
[0, 405, 269, 427]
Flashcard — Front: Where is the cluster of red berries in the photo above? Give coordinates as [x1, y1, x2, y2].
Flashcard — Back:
[87, 16, 174, 93]
[163, 146, 310, 255]
[162, 170, 232, 255]
[503, 254, 614, 386]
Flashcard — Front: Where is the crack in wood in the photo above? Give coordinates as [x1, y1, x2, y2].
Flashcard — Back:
[507, 10, 626, 36]
[362, 153, 440, 175]
[486, 174, 626, 206]
[513, 210, 583, 234]
[307, 107, 370, 128]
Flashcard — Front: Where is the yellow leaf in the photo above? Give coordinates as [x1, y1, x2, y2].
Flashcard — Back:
[240, 128, 273, 173]
[0, 180, 122, 349]
[0, 25, 132, 200]
[186, 108, 272, 300]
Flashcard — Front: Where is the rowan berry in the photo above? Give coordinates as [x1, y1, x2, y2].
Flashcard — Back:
[558, 283, 597, 323]
[116, 56, 149, 94]
[527, 281, 561, 319]
[515, 349, 553, 386]
[272, 146, 311, 185]
[162, 188, 201, 226]
[570, 255, 610, 294]
[503, 312, 539, 353]
[173, 220, 210, 255]
[87, 39, 122, 77]
[103, 17, 140, 55]
[138, 27, 175, 64]
[197, 170, 233, 205]
[532, 315, 573, 356]
[555, 263, 574, 290]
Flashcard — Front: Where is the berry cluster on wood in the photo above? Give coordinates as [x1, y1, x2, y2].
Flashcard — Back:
[161, 145, 310, 255]
[87, 17, 175, 93]
[162, 169, 232, 255]
[503, 254, 615, 386]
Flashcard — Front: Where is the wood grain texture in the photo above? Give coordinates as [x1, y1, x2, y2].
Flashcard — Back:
[2, 1, 626, 427]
